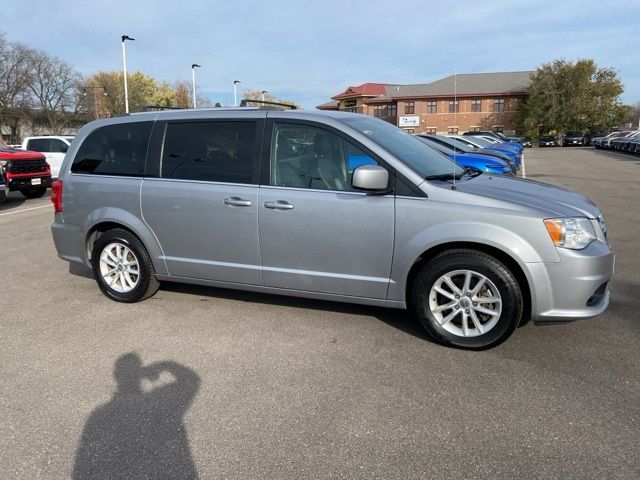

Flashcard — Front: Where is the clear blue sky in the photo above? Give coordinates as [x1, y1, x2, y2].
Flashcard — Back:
[5, 0, 640, 108]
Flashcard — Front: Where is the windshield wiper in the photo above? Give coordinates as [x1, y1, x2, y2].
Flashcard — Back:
[425, 168, 476, 181]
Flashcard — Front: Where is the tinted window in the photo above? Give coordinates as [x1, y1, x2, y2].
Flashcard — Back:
[27, 139, 50, 152]
[271, 123, 378, 192]
[50, 139, 68, 153]
[161, 122, 256, 184]
[71, 122, 152, 176]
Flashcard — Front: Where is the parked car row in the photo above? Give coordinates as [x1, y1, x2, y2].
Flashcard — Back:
[592, 130, 640, 153]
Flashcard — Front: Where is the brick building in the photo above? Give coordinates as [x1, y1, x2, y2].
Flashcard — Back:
[316, 71, 532, 135]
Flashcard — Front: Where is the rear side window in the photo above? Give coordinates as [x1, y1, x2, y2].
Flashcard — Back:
[27, 139, 50, 152]
[161, 122, 257, 184]
[71, 122, 152, 176]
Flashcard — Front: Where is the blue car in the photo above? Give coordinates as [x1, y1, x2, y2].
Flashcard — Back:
[452, 136, 522, 167]
[415, 136, 512, 175]
[420, 135, 518, 173]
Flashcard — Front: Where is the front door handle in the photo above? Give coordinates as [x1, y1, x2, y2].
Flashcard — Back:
[224, 197, 252, 207]
[264, 200, 294, 210]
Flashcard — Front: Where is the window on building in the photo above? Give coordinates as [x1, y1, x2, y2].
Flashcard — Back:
[492, 126, 504, 133]
[405, 128, 415, 134]
[404, 101, 415, 114]
[493, 99, 505, 112]
[161, 121, 257, 184]
[469, 126, 481, 132]
[448, 101, 459, 113]
[71, 122, 153, 176]
[388, 104, 397, 117]
[471, 99, 482, 112]
[373, 105, 384, 117]
[344, 107, 358, 113]
[426, 101, 437, 114]
[448, 127, 459, 135]
[426, 128, 437, 134]
[270, 123, 379, 192]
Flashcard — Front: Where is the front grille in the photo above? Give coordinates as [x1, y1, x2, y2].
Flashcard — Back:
[7, 159, 48, 174]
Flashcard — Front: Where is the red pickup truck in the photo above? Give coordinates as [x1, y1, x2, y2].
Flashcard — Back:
[0, 145, 52, 202]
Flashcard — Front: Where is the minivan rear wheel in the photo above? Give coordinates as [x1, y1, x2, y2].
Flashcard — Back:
[91, 229, 160, 302]
[411, 249, 523, 349]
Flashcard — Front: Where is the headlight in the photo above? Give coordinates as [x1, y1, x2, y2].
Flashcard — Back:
[543, 217, 597, 250]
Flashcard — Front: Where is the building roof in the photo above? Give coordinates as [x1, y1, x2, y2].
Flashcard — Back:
[391, 71, 533, 99]
[316, 100, 340, 110]
[332, 83, 388, 100]
[319, 72, 534, 108]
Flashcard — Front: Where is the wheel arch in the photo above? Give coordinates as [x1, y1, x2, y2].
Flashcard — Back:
[83, 209, 168, 275]
[404, 241, 532, 326]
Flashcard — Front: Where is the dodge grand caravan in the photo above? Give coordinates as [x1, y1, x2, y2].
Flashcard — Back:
[50, 107, 614, 349]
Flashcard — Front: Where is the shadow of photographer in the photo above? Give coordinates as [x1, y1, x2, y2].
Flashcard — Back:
[73, 353, 200, 479]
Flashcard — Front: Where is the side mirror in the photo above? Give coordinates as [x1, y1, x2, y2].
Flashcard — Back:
[352, 165, 389, 192]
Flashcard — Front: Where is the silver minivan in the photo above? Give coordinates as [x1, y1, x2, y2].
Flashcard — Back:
[50, 108, 614, 349]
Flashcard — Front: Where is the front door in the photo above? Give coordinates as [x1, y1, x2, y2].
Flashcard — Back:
[141, 119, 263, 285]
[258, 122, 395, 299]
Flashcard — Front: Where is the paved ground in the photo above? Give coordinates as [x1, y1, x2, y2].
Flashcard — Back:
[1, 147, 638, 479]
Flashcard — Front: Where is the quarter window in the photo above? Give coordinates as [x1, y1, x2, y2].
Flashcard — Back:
[270, 123, 378, 192]
[161, 121, 256, 183]
[71, 122, 152, 176]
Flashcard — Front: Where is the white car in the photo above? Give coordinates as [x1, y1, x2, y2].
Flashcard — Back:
[21, 136, 74, 178]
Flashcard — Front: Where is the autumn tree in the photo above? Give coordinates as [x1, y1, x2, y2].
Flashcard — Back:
[242, 88, 298, 108]
[173, 80, 191, 108]
[519, 59, 627, 139]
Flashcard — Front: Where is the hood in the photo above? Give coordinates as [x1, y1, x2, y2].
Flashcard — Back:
[454, 174, 600, 218]
[0, 147, 46, 161]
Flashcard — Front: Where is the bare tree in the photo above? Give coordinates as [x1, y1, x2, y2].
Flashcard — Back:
[25, 48, 81, 134]
[0, 35, 33, 140]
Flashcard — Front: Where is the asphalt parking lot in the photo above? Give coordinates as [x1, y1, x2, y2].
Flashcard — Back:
[1, 147, 638, 479]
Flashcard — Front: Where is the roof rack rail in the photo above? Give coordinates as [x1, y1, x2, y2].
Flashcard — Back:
[239, 99, 297, 110]
[141, 105, 185, 112]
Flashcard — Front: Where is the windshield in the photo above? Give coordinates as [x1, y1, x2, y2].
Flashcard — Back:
[462, 136, 492, 147]
[339, 116, 464, 178]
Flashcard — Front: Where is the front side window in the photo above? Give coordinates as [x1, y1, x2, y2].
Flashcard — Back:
[50, 139, 68, 153]
[161, 121, 256, 183]
[270, 123, 378, 192]
[71, 122, 152, 176]
[339, 115, 464, 178]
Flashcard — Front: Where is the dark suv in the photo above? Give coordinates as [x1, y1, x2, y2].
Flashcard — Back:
[563, 132, 589, 146]
[0, 145, 52, 199]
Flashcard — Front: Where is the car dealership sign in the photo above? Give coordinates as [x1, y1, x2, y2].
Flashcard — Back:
[399, 116, 420, 127]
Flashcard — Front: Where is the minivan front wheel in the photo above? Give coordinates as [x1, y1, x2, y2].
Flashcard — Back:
[91, 229, 160, 302]
[411, 249, 523, 349]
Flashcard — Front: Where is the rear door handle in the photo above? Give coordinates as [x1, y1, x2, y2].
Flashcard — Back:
[264, 200, 294, 210]
[224, 197, 252, 207]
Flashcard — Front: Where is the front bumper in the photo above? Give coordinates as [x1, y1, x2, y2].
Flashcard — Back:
[7, 175, 52, 191]
[527, 240, 614, 324]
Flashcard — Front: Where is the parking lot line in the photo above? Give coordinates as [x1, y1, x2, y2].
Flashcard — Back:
[0, 204, 51, 217]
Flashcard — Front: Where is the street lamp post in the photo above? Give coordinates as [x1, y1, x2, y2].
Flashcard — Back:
[233, 80, 241, 107]
[121, 35, 135, 114]
[191, 64, 201, 108]
[261, 90, 267, 102]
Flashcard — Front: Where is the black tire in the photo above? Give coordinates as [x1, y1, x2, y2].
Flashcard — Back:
[90, 228, 160, 303]
[0, 189, 6, 203]
[20, 186, 47, 198]
[411, 249, 523, 349]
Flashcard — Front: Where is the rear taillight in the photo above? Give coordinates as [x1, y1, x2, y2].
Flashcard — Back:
[51, 180, 63, 213]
